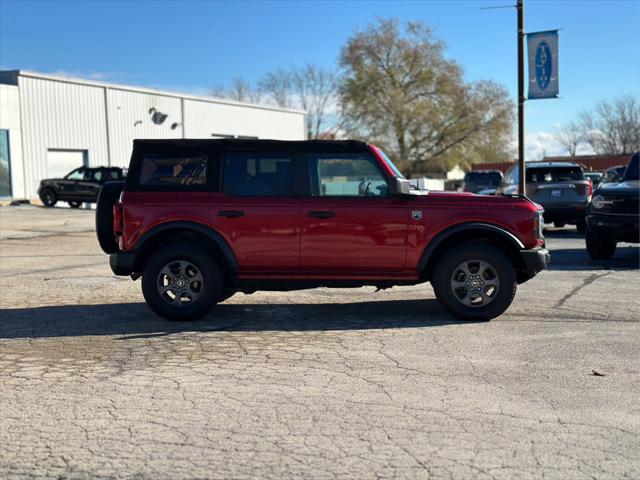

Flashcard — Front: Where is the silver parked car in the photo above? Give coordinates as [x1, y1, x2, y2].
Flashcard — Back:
[498, 162, 591, 233]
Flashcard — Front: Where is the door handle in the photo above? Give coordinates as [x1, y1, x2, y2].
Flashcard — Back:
[308, 211, 335, 219]
[218, 210, 245, 218]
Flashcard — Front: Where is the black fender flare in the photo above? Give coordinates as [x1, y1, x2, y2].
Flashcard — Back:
[418, 222, 525, 273]
[133, 221, 238, 272]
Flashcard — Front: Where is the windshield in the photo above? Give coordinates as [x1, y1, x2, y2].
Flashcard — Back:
[375, 148, 405, 178]
[526, 166, 584, 183]
[623, 154, 639, 180]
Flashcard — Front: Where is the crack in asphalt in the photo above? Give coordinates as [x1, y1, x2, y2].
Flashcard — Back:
[554, 272, 613, 308]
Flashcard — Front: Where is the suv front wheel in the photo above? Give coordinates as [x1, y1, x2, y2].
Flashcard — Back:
[39, 189, 57, 207]
[432, 242, 517, 321]
[142, 242, 222, 321]
[586, 227, 616, 260]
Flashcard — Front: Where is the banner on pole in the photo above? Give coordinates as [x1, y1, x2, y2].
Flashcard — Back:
[527, 30, 559, 99]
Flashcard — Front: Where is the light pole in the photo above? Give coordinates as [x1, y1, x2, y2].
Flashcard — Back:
[517, 0, 526, 195]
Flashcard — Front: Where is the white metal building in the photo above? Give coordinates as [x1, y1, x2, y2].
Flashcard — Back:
[0, 70, 306, 199]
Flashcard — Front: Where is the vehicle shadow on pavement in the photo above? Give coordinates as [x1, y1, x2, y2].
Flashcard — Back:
[0, 299, 478, 339]
[546, 245, 640, 271]
[541, 228, 640, 270]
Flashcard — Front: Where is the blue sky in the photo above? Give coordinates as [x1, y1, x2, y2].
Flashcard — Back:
[1, 0, 639, 159]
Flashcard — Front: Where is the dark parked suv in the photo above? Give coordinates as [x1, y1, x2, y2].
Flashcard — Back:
[499, 162, 591, 232]
[97, 139, 549, 322]
[39, 166, 125, 208]
[586, 152, 639, 259]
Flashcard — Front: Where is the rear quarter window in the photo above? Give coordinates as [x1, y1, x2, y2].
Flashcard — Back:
[140, 155, 207, 187]
[107, 169, 123, 180]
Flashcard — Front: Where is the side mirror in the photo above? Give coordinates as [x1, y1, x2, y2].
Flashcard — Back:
[389, 177, 412, 196]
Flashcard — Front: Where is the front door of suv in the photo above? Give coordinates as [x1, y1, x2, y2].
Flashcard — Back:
[300, 153, 408, 276]
[57, 167, 86, 199]
[217, 152, 302, 276]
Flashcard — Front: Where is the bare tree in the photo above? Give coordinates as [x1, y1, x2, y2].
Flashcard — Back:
[554, 122, 583, 156]
[230, 77, 251, 102]
[292, 64, 338, 139]
[210, 77, 263, 104]
[210, 84, 228, 99]
[578, 95, 640, 155]
[259, 69, 293, 108]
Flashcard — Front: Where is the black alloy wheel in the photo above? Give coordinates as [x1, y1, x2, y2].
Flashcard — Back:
[40, 189, 57, 207]
[432, 242, 517, 321]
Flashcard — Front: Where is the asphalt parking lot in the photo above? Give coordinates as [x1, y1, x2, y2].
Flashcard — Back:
[1, 205, 639, 480]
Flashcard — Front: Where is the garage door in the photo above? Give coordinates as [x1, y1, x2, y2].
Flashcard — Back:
[47, 149, 87, 179]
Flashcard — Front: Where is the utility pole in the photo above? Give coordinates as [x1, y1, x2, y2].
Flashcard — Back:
[517, 0, 526, 195]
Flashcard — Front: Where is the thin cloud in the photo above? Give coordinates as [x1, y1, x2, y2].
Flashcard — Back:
[50, 69, 114, 81]
[514, 131, 595, 161]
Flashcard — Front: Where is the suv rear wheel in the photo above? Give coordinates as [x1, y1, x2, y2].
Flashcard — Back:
[432, 242, 517, 321]
[141, 242, 222, 321]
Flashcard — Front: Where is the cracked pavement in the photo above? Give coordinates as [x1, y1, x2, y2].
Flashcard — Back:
[1, 205, 639, 479]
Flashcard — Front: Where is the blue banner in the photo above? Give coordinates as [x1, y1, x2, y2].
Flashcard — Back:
[527, 30, 559, 99]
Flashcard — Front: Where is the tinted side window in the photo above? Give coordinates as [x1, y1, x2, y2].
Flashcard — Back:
[140, 155, 207, 186]
[309, 154, 388, 197]
[223, 153, 293, 196]
[91, 170, 103, 181]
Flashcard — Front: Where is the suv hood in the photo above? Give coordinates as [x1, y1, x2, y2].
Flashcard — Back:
[413, 190, 539, 209]
[595, 180, 640, 197]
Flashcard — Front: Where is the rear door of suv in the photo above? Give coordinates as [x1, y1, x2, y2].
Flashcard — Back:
[299, 152, 408, 275]
[216, 151, 302, 276]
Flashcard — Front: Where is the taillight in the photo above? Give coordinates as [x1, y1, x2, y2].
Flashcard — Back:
[113, 203, 123, 235]
[587, 180, 593, 198]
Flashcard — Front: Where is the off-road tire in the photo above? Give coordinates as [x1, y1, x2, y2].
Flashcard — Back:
[575, 221, 587, 234]
[68, 200, 82, 208]
[586, 227, 616, 260]
[95, 181, 124, 254]
[39, 189, 57, 207]
[432, 242, 517, 321]
[142, 243, 222, 321]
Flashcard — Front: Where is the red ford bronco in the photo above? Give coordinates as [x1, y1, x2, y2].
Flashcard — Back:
[96, 139, 549, 321]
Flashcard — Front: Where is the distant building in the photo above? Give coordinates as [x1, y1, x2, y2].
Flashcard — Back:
[0, 70, 306, 199]
[471, 153, 634, 174]
[470, 161, 518, 174]
[446, 164, 466, 181]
